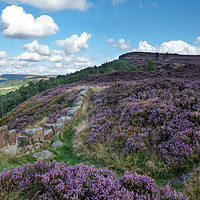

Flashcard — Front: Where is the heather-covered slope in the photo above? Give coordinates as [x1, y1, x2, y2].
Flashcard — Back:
[0, 85, 80, 131]
[77, 78, 200, 176]
[119, 52, 200, 68]
[0, 52, 200, 199]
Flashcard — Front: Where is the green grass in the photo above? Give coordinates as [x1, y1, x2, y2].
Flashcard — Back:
[0, 152, 35, 172]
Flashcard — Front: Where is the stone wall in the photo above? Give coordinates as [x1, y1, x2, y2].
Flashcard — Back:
[0, 87, 92, 156]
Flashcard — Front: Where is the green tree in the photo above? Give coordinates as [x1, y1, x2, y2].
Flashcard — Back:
[130, 65, 139, 71]
[146, 60, 156, 71]
[163, 52, 169, 59]
[155, 52, 159, 59]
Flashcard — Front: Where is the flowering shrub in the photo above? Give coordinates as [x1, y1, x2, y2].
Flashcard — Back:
[0, 160, 188, 199]
[5, 85, 80, 131]
[88, 78, 200, 165]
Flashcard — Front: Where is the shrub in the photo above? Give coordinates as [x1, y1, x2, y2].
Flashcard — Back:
[0, 160, 188, 199]
[146, 60, 156, 71]
[87, 79, 200, 167]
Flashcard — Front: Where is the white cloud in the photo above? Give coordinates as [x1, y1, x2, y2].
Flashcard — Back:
[137, 41, 156, 52]
[55, 32, 91, 55]
[139, 2, 158, 9]
[23, 40, 50, 55]
[194, 36, 200, 45]
[74, 56, 92, 68]
[1, 5, 59, 39]
[106, 38, 116, 44]
[17, 52, 41, 62]
[2, 0, 92, 11]
[0, 35, 94, 75]
[111, 38, 132, 50]
[108, 36, 200, 55]
[0, 51, 7, 58]
[112, 0, 129, 5]
[135, 40, 200, 55]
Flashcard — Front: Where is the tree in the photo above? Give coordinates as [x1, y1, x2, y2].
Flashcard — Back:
[155, 52, 159, 59]
[130, 65, 139, 71]
[163, 52, 169, 59]
[146, 60, 156, 71]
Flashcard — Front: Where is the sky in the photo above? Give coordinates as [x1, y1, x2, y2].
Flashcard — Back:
[0, 0, 200, 75]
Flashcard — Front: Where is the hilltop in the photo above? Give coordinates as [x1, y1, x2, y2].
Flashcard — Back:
[119, 51, 200, 69]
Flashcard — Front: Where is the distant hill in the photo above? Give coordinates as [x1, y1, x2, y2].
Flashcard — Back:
[0, 74, 56, 84]
[0, 74, 37, 83]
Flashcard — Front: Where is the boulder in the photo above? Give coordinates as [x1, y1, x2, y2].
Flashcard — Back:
[1, 145, 17, 156]
[55, 123, 65, 134]
[66, 106, 81, 118]
[42, 124, 56, 135]
[78, 90, 88, 98]
[73, 96, 84, 107]
[56, 116, 72, 126]
[33, 150, 56, 160]
[0, 126, 8, 149]
[22, 128, 44, 144]
[8, 129, 17, 145]
[51, 141, 63, 149]
[44, 129, 54, 140]
[17, 136, 31, 148]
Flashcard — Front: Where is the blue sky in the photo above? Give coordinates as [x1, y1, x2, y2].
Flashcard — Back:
[0, 0, 200, 75]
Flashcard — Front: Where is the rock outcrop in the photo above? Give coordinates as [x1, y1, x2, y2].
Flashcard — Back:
[0, 87, 92, 156]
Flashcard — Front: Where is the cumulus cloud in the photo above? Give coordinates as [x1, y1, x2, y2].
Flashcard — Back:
[194, 36, 200, 45]
[74, 56, 92, 67]
[111, 38, 132, 50]
[135, 40, 200, 55]
[108, 37, 200, 55]
[2, 0, 92, 11]
[0, 51, 7, 58]
[106, 38, 116, 44]
[55, 32, 91, 55]
[23, 40, 50, 55]
[136, 41, 156, 52]
[0, 36, 94, 75]
[112, 0, 129, 5]
[1, 5, 59, 39]
[17, 52, 42, 62]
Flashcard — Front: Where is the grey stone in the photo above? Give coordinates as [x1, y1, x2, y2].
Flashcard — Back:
[8, 130, 17, 145]
[66, 106, 81, 118]
[17, 136, 31, 148]
[44, 129, 54, 140]
[22, 128, 44, 144]
[73, 96, 84, 105]
[0, 126, 8, 149]
[56, 116, 72, 126]
[42, 124, 56, 135]
[51, 141, 63, 149]
[1, 145, 17, 156]
[78, 90, 88, 98]
[55, 123, 65, 134]
[33, 150, 56, 159]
